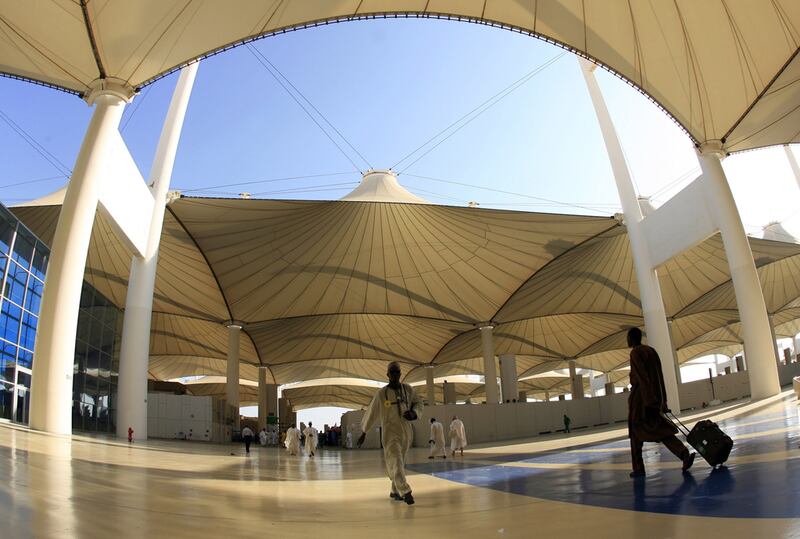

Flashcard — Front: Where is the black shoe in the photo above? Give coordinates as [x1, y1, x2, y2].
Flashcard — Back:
[389, 492, 402, 501]
[428, 456, 434, 459]
[442, 456, 446, 459]
[403, 492, 415, 505]
[629, 471, 646, 478]
[682, 452, 696, 472]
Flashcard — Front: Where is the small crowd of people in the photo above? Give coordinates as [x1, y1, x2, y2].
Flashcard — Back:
[427, 415, 467, 459]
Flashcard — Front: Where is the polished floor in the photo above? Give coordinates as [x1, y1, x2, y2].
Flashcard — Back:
[1, 393, 799, 538]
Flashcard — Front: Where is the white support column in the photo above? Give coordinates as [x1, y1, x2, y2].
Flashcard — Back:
[697, 143, 780, 399]
[266, 383, 278, 420]
[425, 366, 435, 406]
[29, 87, 131, 435]
[568, 360, 584, 399]
[479, 324, 499, 404]
[667, 319, 682, 384]
[499, 353, 518, 402]
[226, 324, 241, 429]
[785, 145, 800, 190]
[579, 59, 680, 410]
[117, 64, 199, 440]
[768, 315, 782, 365]
[258, 367, 267, 431]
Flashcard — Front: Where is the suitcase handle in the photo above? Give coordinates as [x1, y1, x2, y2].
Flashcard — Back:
[665, 411, 691, 436]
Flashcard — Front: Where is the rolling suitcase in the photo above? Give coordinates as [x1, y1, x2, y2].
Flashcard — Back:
[667, 412, 733, 468]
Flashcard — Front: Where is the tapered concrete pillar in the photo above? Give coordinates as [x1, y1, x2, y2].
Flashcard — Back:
[117, 64, 199, 440]
[425, 366, 435, 406]
[697, 143, 780, 400]
[667, 320, 682, 384]
[479, 324, 499, 404]
[518, 391, 527, 402]
[266, 384, 278, 420]
[768, 315, 782, 366]
[544, 391, 550, 401]
[29, 85, 131, 435]
[442, 381, 457, 404]
[499, 353, 518, 402]
[604, 382, 616, 395]
[580, 59, 680, 410]
[279, 397, 292, 426]
[226, 324, 241, 429]
[258, 368, 268, 430]
[786, 145, 800, 190]
[568, 360, 584, 399]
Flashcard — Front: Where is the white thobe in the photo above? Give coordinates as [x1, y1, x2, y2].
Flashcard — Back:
[450, 418, 467, 453]
[303, 427, 318, 456]
[362, 384, 423, 496]
[429, 421, 446, 457]
[285, 427, 300, 455]
[259, 431, 267, 446]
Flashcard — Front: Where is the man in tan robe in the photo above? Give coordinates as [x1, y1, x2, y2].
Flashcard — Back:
[358, 361, 422, 505]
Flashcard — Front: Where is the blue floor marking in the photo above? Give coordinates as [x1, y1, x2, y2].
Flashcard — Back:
[410, 404, 800, 518]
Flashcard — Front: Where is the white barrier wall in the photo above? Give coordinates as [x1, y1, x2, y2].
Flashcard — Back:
[341, 367, 800, 449]
[146, 393, 213, 441]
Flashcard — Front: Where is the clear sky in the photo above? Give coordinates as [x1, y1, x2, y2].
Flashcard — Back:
[2, 18, 799, 425]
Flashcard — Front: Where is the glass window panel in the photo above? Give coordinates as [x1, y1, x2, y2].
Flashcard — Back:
[31, 247, 48, 281]
[0, 361, 14, 385]
[4, 261, 28, 306]
[97, 406, 109, 432]
[100, 324, 115, 355]
[72, 373, 86, 402]
[97, 380, 109, 407]
[0, 255, 7, 280]
[103, 307, 117, 330]
[81, 376, 97, 402]
[76, 311, 90, 343]
[86, 346, 99, 371]
[99, 353, 110, 379]
[0, 302, 21, 344]
[24, 277, 43, 313]
[88, 316, 103, 348]
[80, 401, 95, 431]
[17, 349, 32, 369]
[80, 285, 92, 308]
[11, 231, 34, 269]
[16, 370, 30, 388]
[0, 212, 14, 256]
[19, 311, 37, 352]
[0, 382, 12, 420]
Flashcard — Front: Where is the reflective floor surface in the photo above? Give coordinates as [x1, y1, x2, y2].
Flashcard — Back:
[1, 392, 799, 538]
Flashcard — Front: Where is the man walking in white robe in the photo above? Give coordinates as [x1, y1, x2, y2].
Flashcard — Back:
[450, 415, 467, 456]
[358, 361, 422, 505]
[259, 428, 268, 447]
[428, 418, 447, 459]
[285, 425, 300, 455]
[303, 422, 318, 457]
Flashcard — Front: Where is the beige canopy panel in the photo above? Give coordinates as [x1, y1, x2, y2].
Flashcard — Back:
[2, 1, 799, 152]
[11, 194, 800, 392]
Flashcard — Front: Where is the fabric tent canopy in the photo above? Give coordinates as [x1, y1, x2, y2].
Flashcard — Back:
[1, 1, 799, 153]
[12, 192, 800, 397]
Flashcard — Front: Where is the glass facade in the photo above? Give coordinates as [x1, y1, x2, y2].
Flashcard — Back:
[0, 204, 121, 433]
